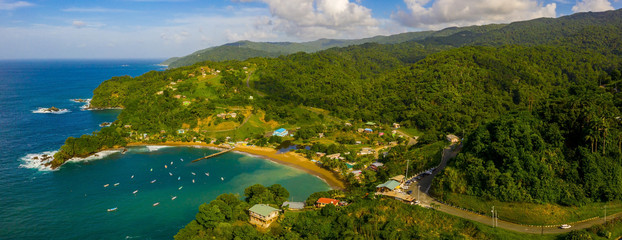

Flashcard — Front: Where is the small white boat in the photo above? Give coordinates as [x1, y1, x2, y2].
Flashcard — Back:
[104, 184, 109, 187]
[205, 172, 209, 176]
[114, 183, 119, 186]
[178, 186, 183, 190]
[107, 207, 117, 212]
[131, 175, 134, 179]
[133, 190, 138, 194]
[192, 179, 195, 183]
[153, 202, 160, 207]
[171, 196, 177, 200]
[170, 161, 173, 165]
[151, 179, 156, 183]
[191, 172, 196, 176]
[180, 158, 183, 162]
[221, 177, 224, 181]
[169, 172, 173, 176]
[150, 168, 153, 172]
[177, 176, 180, 181]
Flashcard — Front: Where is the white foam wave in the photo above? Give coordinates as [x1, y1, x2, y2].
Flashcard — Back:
[71, 98, 92, 110]
[20, 151, 58, 171]
[32, 108, 70, 114]
[145, 146, 171, 152]
[67, 149, 122, 163]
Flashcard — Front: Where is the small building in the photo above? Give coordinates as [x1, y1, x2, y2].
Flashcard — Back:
[316, 198, 339, 208]
[177, 129, 186, 134]
[281, 201, 305, 210]
[369, 162, 384, 171]
[365, 122, 376, 126]
[124, 125, 132, 128]
[376, 180, 401, 193]
[355, 141, 362, 145]
[359, 147, 373, 155]
[357, 128, 365, 133]
[379, 132, 384, 137]
[249, 204, 280, 228]
[344, 123, 352, 127]
[392, 123, 400, 129]
[364, 128, 373, 133]
[316, 152, 326, 158]
[391, 175, 405, 183]
[318, 132, 325, 138]
[229, 112, 237, 118]
[326, 153, 341, 160]
[446, 134, 460, 143]
[273, 128, 288, 137]
[182, 101, 191, 106]
[217, 113, 227, 119]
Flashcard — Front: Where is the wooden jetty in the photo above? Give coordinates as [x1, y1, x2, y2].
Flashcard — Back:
[192, 147, 235, 163]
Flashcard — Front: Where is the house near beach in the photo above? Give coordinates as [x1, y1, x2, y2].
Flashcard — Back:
[316, 198, 339, 208]
[249, 204, 280, 228]
[273, 128, 289, 137]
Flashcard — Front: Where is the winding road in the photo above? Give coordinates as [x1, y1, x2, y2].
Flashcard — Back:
[410, 143, 621, 234]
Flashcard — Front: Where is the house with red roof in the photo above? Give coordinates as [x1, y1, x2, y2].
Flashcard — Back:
[316, 198, 339, 208]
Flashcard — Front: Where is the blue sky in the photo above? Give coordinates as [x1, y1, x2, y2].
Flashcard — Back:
[0, 0, 620, 59]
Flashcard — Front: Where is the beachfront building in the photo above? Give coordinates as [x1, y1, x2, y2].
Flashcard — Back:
[376, 179, 401, 193]
[273, 128, 289, 137]
[316, 198, 339, 208]
[249, 204, 280, 228]
[281, 201, 305, 210]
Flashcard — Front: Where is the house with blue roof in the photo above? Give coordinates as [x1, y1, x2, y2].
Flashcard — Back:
[273, 128, 288, 137]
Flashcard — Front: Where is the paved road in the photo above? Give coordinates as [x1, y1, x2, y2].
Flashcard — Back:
[408, 143, 620, 234]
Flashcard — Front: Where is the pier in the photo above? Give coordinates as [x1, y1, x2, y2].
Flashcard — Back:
[191, 147, 235, 163]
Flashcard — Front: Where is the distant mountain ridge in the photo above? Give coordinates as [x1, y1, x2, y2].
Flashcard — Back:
[163, 9, 622, 68]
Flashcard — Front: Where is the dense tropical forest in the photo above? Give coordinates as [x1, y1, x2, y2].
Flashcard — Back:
[51, 9, 622, 238]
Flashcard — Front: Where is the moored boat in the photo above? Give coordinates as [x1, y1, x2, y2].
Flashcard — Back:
[107, 207, 117, 212]
[153, 202, 160, 207]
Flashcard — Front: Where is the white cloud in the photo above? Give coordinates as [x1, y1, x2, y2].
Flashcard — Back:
[245, 0, 382, 40]
[571, 0, 614, 12]
[0, 0, 33, 10]
[72, 20, 87, 28]
[394, 0, 557, 30]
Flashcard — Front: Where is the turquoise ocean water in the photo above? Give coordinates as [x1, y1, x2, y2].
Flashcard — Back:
[0, 60, 330, 239]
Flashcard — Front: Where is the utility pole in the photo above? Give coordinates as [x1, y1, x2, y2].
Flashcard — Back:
[405, 159, 409, 180]
[491, 206, 495, 228]
[605, 204, 607, 223]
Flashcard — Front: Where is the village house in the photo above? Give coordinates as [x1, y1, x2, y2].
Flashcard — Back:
[273, 128, 288, 137]
[318, 132, 325, 138]
[281, 201, 305, 210]
[316, 152, 326, 158]
[344, 122, 352, 127]
[316, 198, 339, 208]
[326, 153, 341, 160]
[376, 179, 401, 193]
[177, 129, 186, 134]
[124, 125, 132, 128]
[364, 128, 373, 133]
[248, 204, 280, 228]
[228, 112, 237, 118]
[446, 134, 460, 144]
[357, 128, 365, 133]
[369, 162, 384, 171]
[359, 147, 374, 155]
[392, 123, 401, 129]
[391, 175, 406, 183]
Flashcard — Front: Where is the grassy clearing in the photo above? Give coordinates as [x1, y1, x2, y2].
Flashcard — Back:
[440, 193, 622, 225]
[399, 127, 424, 137]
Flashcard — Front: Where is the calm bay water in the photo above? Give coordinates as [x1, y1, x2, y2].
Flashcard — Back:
[0, 60, 330, 239]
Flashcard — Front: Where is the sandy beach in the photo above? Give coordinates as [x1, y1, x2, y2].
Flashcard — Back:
[126, 142, 345, 190]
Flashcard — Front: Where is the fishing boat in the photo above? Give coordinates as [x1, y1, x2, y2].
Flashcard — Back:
[107, 207, 117, 212]
[192, 179, 195, 183]
[104, 184, 109, 187]
[205, 172, 209, 176]
[169, 172, 173, 176]
[171, 196, 177, 200]
[221, 177, 224, 181]
[177, 176, 180, 180]
[153, 202, 160, 207]
[131, 175, 134, 179]
[170, 161, 173, 165]
[178, 186, 183, 190]
[114, 183, 119, 186]
[165, 165, 167, 169]
[133, 190, 138, 194]
[151, 179, 156, 183]
[150, 168, 153, 172]
[180, 158, 183, 162]
[191, 172, 196, 176]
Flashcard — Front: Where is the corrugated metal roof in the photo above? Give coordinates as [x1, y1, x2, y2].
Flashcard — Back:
[249, 204, 279, 217]
[376, 180, 400, 190]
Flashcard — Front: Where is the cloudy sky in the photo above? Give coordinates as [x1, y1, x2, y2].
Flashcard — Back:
[0, 0, 620, 59]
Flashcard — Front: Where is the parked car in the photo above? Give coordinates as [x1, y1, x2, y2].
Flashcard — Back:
[407, 190, 412, 194]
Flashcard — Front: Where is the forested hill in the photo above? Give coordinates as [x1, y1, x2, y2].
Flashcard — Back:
[55, 9, 622, 208]
[164, 9, 621, 68]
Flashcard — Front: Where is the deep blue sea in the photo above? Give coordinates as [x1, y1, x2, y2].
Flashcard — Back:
[0, 60, 330, 239]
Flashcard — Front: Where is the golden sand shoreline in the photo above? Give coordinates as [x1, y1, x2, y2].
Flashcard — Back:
[126, 142, 345, 190]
